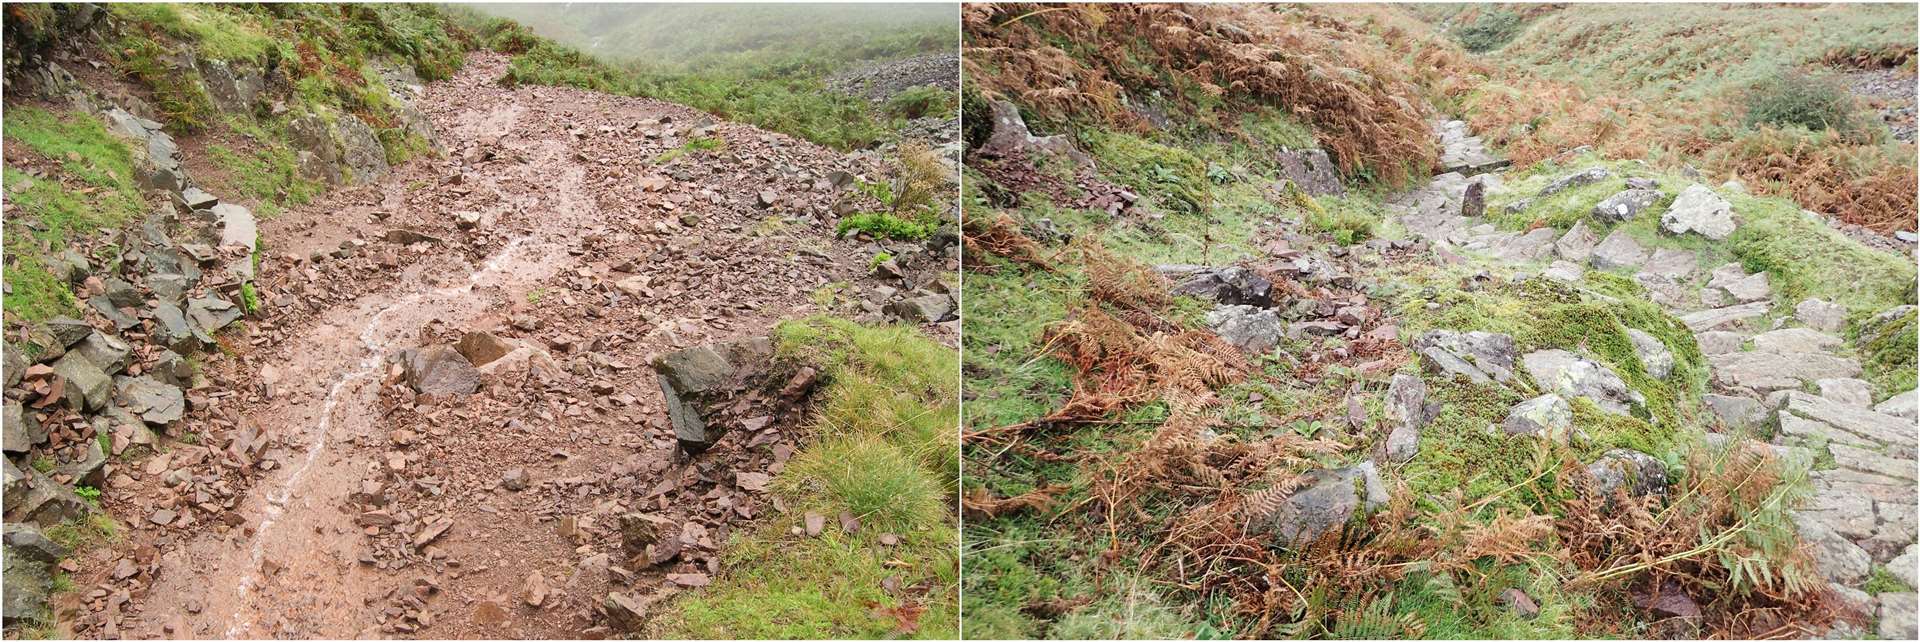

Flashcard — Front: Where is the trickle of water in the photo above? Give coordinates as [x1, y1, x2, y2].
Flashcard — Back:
[223, 237, 535, 637]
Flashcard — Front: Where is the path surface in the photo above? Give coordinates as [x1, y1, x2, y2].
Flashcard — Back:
[1387, 118, 1919, 638]
[70, 53, 941, 639]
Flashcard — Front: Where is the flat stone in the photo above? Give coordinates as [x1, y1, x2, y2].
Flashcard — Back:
[1706, 262, 1771, 303]
[1538, 167, 1610, 198]
[1816, 378, 1875, 408]
[72, 332, 133, 375]
[1796, 298, 1848, 333]
[1640, 248, 1696, 279]
[1554, 220, 1598, 262]
[1592, 188, 1660, 222]
[1162, 266, 1274, 307]
[1777, 392, 1914, 450]
[1704, 394, 1766, 431]
[1661, 183, 1737, 240]
[887, 294, 954, 324]
[1829, 443, 1916, 482]
[1206, 305, 1282, 354]
[1503, 394, 1574, 442]
[1751, 327, 1841, 354]
[1541, 260, 1585, 282]
[1797, 514, 1872, 586]
[3, 402, 45, 454]
[1695, 331, 1745, 354]
[1589, 229, 1648, 270]
[1383, 374, 1428, 462]
[1880, 593, 1918, 640]
[1874, 390, 1917, 420]
[1257, 468, 1358, 548]
[1414, 330, 1517, 384]
[1681, 301, 1772, 332]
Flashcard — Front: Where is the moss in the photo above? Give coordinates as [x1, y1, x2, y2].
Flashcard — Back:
[1858, 306, 1917, 398]
[1082, 130, 1209, 215]
[657, 317, 957, 638]
[1310, 192, 1386, 246]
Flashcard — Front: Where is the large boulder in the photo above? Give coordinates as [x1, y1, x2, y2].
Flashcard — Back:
[1554, 220, 1598, 262]
[1414, 330, 1517, 385]
[3, 469, 95, 527]
[1274, 148, 1344, 197]
[1521, 349, 1644, 416]
[1709, 351, 1862, 394]
[978, 100, 1090, 165]
[393, 345, 482, 396]
[2, 547, 54, 626]
[1750, 328, 1841, 354]
[1205, 305, 1282, 354]
[653, 337, 775, 454]
[1660, 184, 1737, 240]
[1589, 229, 1648, 270]
[1796, 298, 1848, 333]
[73, 332, 133, 375]
[3, 402, 47, 454]
[1796, 514, 1872, 586]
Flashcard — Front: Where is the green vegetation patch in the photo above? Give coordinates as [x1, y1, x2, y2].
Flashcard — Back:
[1082, 130, 1209, 215]
[656, 317, 958, 639]
[3, 108, 146, 323]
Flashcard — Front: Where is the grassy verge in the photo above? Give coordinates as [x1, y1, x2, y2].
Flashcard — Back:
[2, 107, 146, 323]
[651, 317, 959, 639]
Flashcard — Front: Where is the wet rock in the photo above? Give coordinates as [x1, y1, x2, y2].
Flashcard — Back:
[1414, 330, 1517, 384]
[1161, 265, 1273, 307]
[1586, 449, 1667, 498]
[1589, 229, 1648, 270]
[115, 376, 185, 425]
[1625, 329, 1673, 380]
[454, 331, 515, 368]
[501, 468, 529, 491]
[1661, 184, 1736, 240]
[1591, 188, 1660, 222]
[393, 345, 481, 396]
[653, 337, 774, 454]
[1205, 305, 1282, 354]
[1383, 374, 1430, 462]
[1554, 220, 1598, 262]
[1538, 167, 1610, 198]
[1257, 468, 1358, 548]
[335, 114, 390, 184]
[1274, 148, 1344, 196]
[886, 294, 955, 324]
[1503, 394, 1574, 442]
[1796, 298, 1848, 333]
[150, 350, 194, 388]
[180, 186, 219, 210]
[1522, 350, 1643, 416]
[50, 352, 112, 412]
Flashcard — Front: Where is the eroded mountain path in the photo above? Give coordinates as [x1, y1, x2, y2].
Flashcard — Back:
[73, 53, 944, 639]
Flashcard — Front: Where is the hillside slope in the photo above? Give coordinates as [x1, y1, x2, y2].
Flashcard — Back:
[3, 4, 958, 639]
[960, 3, 1916, 639]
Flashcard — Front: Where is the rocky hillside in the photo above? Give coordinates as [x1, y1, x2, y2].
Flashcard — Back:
[4, 3, 957, 639]
[960, 3, 1915, 639]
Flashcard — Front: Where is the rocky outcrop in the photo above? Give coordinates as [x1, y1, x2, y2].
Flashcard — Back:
[1521, 349, 1644, 416]
[1160, 265, 1274, 307]
[653, 338, 775, 455]
[290, 110, 393, 186]
[1660, 184, 1737, 240]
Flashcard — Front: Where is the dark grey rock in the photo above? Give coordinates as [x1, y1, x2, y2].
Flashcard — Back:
[1414, 330, 1517, 384]
[394, 345, 481, 396]
[1257, 467, 1359, 548]
[150, 349, 194, 388]
[2, 547, 54, 626]
[1589, 229, 1648, 270]
[151, 302, 202, 353]
[3, 402, 45, 454]
[50, 352, 111, 412]
[73, 331, 133, 374]
[2, 523, 68, 565]
[1383, 374, 1430, 462]
[116, 375, 185, 425]
[653, 337, 774, 454]
[886, 294, 954, 324]
[1163, 265, 1273, 307]
[1274, 148, 1344, 196]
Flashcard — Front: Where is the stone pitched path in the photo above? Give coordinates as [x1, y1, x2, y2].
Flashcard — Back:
[1387, 119, 1918, 638]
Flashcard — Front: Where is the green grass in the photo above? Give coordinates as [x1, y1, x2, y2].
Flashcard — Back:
[654, 317, 958, 639]
[885, 86, 956, 120]
[2, 107, 146, 323]
[836, 212, 939, 241]
[109, 3, 275, 63]
[1081, 130, 1210, 216]
[654, 135, 727, 164]
[44, 513, 120, 551]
